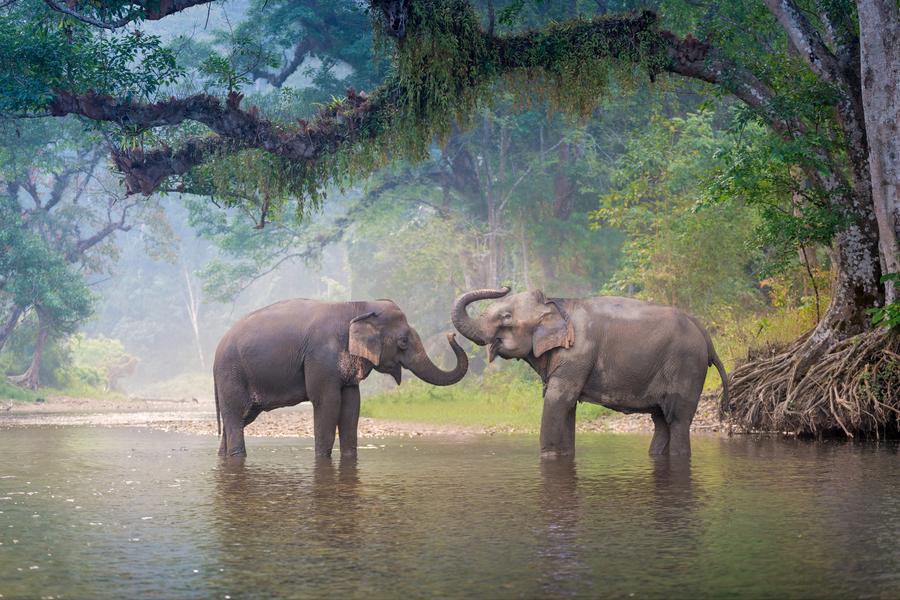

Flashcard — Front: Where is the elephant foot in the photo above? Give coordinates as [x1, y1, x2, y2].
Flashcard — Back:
[340, 449, 358, 459]
[314, 450, 333, 459]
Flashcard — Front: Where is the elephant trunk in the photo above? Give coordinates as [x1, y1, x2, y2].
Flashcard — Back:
[402, 331, 468, 386]
[450, 287, 510, 346]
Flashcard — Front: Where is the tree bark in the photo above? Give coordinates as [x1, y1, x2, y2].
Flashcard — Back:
[9, 311, 49, 390]
[788, 199, 882, 383]
[0, 304, 24, 354]
[857, 0, 900, 303]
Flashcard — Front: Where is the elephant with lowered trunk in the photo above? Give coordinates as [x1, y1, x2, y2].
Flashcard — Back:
[452, 288, 728, 457]
[214, 298, 467, 458]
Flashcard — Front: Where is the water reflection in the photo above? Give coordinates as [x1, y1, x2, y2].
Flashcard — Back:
[534, 454, 703, 597]
[650, 456, 697, 526]
[538, 457, 582, 596]
[213, 455, 363, 540]
[1, 429, 899, 598]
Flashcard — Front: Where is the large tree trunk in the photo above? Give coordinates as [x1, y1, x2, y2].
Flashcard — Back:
[857, 0, 900, 303]
[729, 197, 888, 434]
[0, 304, 24, 354]
[9, 311, 49, 390]
[805, 216, 882, 340]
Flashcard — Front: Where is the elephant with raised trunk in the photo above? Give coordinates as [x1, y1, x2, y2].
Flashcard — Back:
[214, 298, 467, 458]
[452, 288, 728, 457]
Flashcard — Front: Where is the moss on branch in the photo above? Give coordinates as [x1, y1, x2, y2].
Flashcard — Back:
[65, 1, 674, 196]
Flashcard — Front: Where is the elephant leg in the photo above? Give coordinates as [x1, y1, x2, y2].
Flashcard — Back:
[668, 419, 692, 457]
[224, 422, 248, 458]
[217, 377, 250, 458]
[666, 396, 697, 457]
[649, 409, 670, 456]
[312, 385, 342, 458]
[540, 379, 579, 458]
[338, 386, 360, 459]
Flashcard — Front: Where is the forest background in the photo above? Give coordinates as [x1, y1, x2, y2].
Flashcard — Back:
[1, 0, 894, 432]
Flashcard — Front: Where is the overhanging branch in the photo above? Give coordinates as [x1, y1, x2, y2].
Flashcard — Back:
[42, 0, 215, 29]
[51, 88, 377, 194]
[44, 3, 797, 195]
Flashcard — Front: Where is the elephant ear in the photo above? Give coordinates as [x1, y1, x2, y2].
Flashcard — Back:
[349, 312, 381, 366]
[532, 291, 575, 358]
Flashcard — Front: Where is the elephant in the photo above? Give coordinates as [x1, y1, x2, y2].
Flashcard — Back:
[451, 287, 728, 458]
[213, 298, 467, 458]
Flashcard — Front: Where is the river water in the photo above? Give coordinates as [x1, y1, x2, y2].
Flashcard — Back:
[0, 427, 898, 599]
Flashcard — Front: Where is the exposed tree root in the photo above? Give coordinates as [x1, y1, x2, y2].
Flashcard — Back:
[729, 329, 900, 437]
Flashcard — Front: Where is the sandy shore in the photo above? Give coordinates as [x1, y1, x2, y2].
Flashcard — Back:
[0, 393, 727, 437]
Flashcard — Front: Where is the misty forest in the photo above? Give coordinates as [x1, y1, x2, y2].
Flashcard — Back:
[2, 1, 900, 598]
[2, 0, 897, 434]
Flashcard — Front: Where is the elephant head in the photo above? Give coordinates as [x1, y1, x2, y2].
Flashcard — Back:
[451, 288, 575, 362]
[349, 301, 467, 385]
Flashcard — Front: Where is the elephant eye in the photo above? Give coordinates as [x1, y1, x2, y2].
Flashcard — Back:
[398, 335, 409, 350]
[500, 312, 512, 323]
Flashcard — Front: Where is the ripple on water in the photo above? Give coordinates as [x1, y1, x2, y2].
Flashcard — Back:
[0, 428, 898, 599]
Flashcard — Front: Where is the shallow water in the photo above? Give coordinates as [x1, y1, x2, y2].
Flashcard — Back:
[1, 428, 898, 599]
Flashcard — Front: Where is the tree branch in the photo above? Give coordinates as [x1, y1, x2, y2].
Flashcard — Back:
[41, 4, 814, 196]
[45, 167, 77, 213]
[250, 37, 319, 88]
[762, 0, 845, 86]
[50, 88, 377, 194]
[42, 0, 215, 29]
[65, 152, 103, 208]
[68, 200, 134, 259]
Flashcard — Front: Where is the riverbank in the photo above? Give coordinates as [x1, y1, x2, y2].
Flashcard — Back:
[0, 393, 726, 436]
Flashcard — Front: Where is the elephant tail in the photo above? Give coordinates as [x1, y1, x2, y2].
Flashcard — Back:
[687, 315, 730, 420]
[711, 352, 730, 420]
[214, 379, 221, 437]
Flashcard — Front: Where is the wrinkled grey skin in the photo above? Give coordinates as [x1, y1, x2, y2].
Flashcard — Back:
[452, 288, 728, 458]
[214, 298, 467, 458]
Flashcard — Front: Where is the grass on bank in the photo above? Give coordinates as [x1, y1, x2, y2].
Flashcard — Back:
[361, 371, 612, 430]
[0, 377, 127, 403]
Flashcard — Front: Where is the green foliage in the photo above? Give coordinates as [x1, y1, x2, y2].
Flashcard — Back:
[198, 54, 250, 93]
[182, 149, 328, 225]
[0, 1, 180, 113]
[860, 351, 900, 403]
[0, 199, 95, 334]
[868, 274, 900, 330]
[1, 316, 73, 385]
[498, 14, 665, 117]
[65, 334, 134, 379]
[0, 378, 43, 402]
[592, 109, 764, 318]
[708, 116, 847, 274]
[379, 0, 491, 152]
[1, 327, 135, 395]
